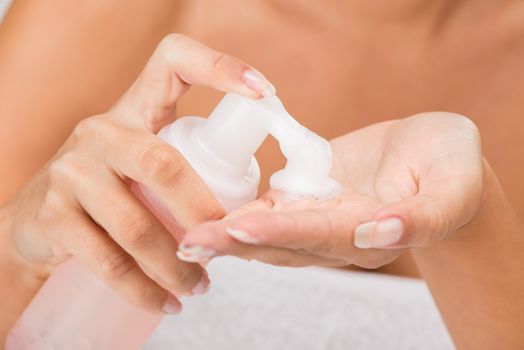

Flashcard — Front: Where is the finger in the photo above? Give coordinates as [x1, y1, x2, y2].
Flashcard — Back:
[54, 211, 181, 314]
[355, 190, 478, 250]
[114, 34, 275, 131]
[76, 118, 225, 228]
[177, 221, 345, 267]
[114, 130, 225, 228]
[182, 209, 357, 259]
[71, 167, 209, 297]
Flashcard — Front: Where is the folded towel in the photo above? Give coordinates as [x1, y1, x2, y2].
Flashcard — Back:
[144, 257, 453, 350]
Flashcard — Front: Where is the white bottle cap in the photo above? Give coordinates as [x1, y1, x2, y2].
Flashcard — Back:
[159, 93, 272, 211]
[196, 93, 272, 170]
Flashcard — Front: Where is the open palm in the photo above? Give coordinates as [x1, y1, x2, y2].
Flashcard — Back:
[178, 112, 484, 269]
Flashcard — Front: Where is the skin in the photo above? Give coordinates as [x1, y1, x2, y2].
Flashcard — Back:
[4, 0, 524, 277]
[179, 113, 485, 268]
[179, 114, 524, 349]
[0, 33, 276, 340]
[0, 0, 523, 346]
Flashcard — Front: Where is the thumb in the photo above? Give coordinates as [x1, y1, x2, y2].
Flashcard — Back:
[354, 181, 483, 250]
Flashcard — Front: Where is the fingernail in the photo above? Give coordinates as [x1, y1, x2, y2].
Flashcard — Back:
[354, 218, 404, 249]
[192, 273, 210, 296]
[243, 69, 276, 97]
[226, 227, 260, 244]
[177, 243, 216, 263]
[162, 295, 182, 314]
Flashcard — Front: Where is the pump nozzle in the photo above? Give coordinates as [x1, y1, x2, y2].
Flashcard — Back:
[158, 93, 275, 210]
[196, 93, 272, 170]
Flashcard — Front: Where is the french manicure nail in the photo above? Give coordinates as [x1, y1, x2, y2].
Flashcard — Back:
[243, 69, 276, 97]
[192, 274, 210, 296]
[177, 244, 216, 263]
[354, 221, 376, 249]
[354, 218, 403, 249]
[226, 227, 260, 244]
[162, 295, 182, 315]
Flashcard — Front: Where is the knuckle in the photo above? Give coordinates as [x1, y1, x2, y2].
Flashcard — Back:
[443, 113, 476, 128]
[40, 188, 69, 222]
[163, 33, 187, 47]
[47, 159, 68, 184]
[209, 53, 244, 78]
[169, 266, 201, 293]
[117, 214, 158, 251]
[47, 154, 82, 185]
[455, 115, 481, 141]
[422, 112, 480, 141]
[71, 116, 105, 143]
[158, 33, 188, 61]
[210, 53, 230, 72]
[448, 113, 479, 137]
[138, 142, 188, 186]
[100, 251, 136, 282]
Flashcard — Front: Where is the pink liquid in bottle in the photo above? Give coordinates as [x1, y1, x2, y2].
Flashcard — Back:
[6, 93, 268, 350]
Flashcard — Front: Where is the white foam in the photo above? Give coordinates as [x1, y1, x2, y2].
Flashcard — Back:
[257, 96, 343, 201]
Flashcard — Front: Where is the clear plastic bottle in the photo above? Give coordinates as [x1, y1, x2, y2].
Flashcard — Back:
[5, 93, 274, 350]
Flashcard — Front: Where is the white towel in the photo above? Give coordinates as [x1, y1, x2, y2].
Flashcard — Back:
[0, 0, 10, 22]
[145, 257, 453, 350]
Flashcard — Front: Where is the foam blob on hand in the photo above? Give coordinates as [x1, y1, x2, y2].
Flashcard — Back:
[261, 97, 342, 201]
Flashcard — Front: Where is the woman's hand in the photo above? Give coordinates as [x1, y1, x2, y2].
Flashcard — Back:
[177, 112, 483, 269]
[1, 34, 275, 314]
[178, 111, 524, 349]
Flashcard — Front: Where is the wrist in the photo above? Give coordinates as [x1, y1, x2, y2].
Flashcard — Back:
[0, 205, 49, 341]
[0, 205, 49, 286]
[439, 158, 520, 249]
[412, 158, 524, 349]
[413, 158, 517, 265]
[453, 158, 511, 242]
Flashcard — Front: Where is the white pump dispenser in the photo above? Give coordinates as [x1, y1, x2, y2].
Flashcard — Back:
[158, 92, 341, 206]
[157, 93, 272, 211]
[6, 93, 341, 350]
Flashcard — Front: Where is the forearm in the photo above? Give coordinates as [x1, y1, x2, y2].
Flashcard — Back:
[0, 206, 48, 343]
[412, 161, 524, 349]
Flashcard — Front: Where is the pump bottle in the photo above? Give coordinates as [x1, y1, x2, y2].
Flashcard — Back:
[6, 93, 275, 350]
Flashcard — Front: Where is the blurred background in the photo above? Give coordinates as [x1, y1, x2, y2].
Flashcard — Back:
[3, 1, 521, 348]
[0, 1, 9, 20]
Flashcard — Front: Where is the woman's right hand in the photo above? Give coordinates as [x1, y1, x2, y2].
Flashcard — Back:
[1, 34, 275, 314]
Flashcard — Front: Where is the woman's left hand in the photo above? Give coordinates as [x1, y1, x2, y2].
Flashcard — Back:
[176, 112, 484, 269]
